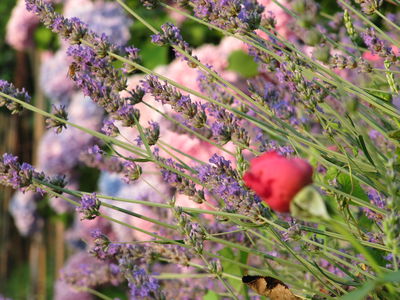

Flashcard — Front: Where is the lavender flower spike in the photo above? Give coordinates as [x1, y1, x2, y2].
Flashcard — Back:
[77, 193, 101, 220]
[191, 0, 264, 33]
[361, 28, 397, 61]
[151, 23, 196, 67]
[125, 266, 164, 299]
[45, 105, 68, 134]
[0, 80, 31, 114]
[0, 153, 44, 193]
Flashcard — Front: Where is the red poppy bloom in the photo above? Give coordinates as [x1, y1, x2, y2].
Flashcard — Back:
[243, 151, 313, 212]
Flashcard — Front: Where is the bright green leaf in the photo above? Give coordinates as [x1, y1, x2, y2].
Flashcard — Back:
[337, 173, 368, 201]
[227, 50, 258, 78]
[204, 290, 220, 300]
[218, 247, 242, 292]
[290, 186, 330, 221]
[140, 42, 169, 70]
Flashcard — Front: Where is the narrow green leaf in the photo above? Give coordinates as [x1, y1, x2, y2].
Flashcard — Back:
[338, 281, 375, 300]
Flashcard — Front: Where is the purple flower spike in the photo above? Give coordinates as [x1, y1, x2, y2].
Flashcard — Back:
[77, 193, 101, 220]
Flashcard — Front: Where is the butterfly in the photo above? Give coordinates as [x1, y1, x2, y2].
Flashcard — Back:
[242, 275, 300, 300]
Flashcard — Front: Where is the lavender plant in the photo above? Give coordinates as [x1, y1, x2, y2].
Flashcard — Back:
[2, 0, 400, 299]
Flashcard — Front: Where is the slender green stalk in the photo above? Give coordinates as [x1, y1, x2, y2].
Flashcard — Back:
[101, 202, 178, 230]
[115, 0, 159, 34]
[80, 40, 382, 182]
[329, 220, 382, 275]
[40, 180, 390, 255]
[0, 92, 147, 158]
[141, 100, 235, 156]
[198, 254, 240, 300]
[81, 287, 114, 300]
[338, 0, 400, 48]
[154, 273, 216, 279]
[116, 0, 276, 125]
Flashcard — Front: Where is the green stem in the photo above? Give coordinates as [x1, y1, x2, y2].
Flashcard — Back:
[338, 0, 400, 48]
[81, 287, 114, 300]
[141, 101, 235, 156]
[198, 254, 240, 300]
[117, 0, 275, 125]
[0, 92, 147, 158]
[329, 220, 382, 275]
[115, 0, 159, 34]
[41, 180, 390, 254]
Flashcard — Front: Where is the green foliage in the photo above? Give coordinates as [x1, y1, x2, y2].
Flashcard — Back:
[227, 50, 258, 78]
[204, 290, 220, 300]
[337, 173, 369, 201]
[140, 42, 169, 70]
[78, 165, 100, 192]
[291, 186, 330, 221]
[0, 0, 16, 82]
[339, 270, 400, 300]
[3, 262, 30, 299]
[127, 2, 171, 69]
[34, 25, 59, 50]
[218, 247, 242, 285]
[97, 285, 129, 300]
[180, 19, 222, 47]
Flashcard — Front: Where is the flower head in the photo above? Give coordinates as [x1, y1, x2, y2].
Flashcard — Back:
[0, 80, 31, 114]
[77, 193, 101, 220]
[243, 151, 313, 212]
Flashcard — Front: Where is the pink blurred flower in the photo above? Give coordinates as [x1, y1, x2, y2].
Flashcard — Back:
[363, 46, 399, 62]
[54, 280, 93, 300]
[102, 173, 173, 241]
[156, 37, 244, 101]
[257, 0, 294, 40]
[160, 129, 235, 165]
[6, 0, 39, 51]
[168, 3, 187, 25]
[55, 251, 109, 300]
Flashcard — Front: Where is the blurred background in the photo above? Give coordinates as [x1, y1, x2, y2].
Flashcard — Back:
[0, 0, 253, 299]
[3, 0, 400, 299]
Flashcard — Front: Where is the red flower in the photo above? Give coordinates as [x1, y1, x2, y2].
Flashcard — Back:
[243, 151, 313, 213]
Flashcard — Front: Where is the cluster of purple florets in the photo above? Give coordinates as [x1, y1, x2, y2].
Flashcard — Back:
[191, 0, 264, 33]
[0, 80, 31, 114]
[77, 192, 101, 220]
[0, 153, 43, 192]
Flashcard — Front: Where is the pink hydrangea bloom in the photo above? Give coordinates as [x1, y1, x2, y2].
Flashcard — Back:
[6, 0, 39, 51]
[168, 3, 187, 25]
[160, 129, 235, 165]
[256, 0, 294, 40]
[101, 173, 172, 241]
[156, 37, 244, 102]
